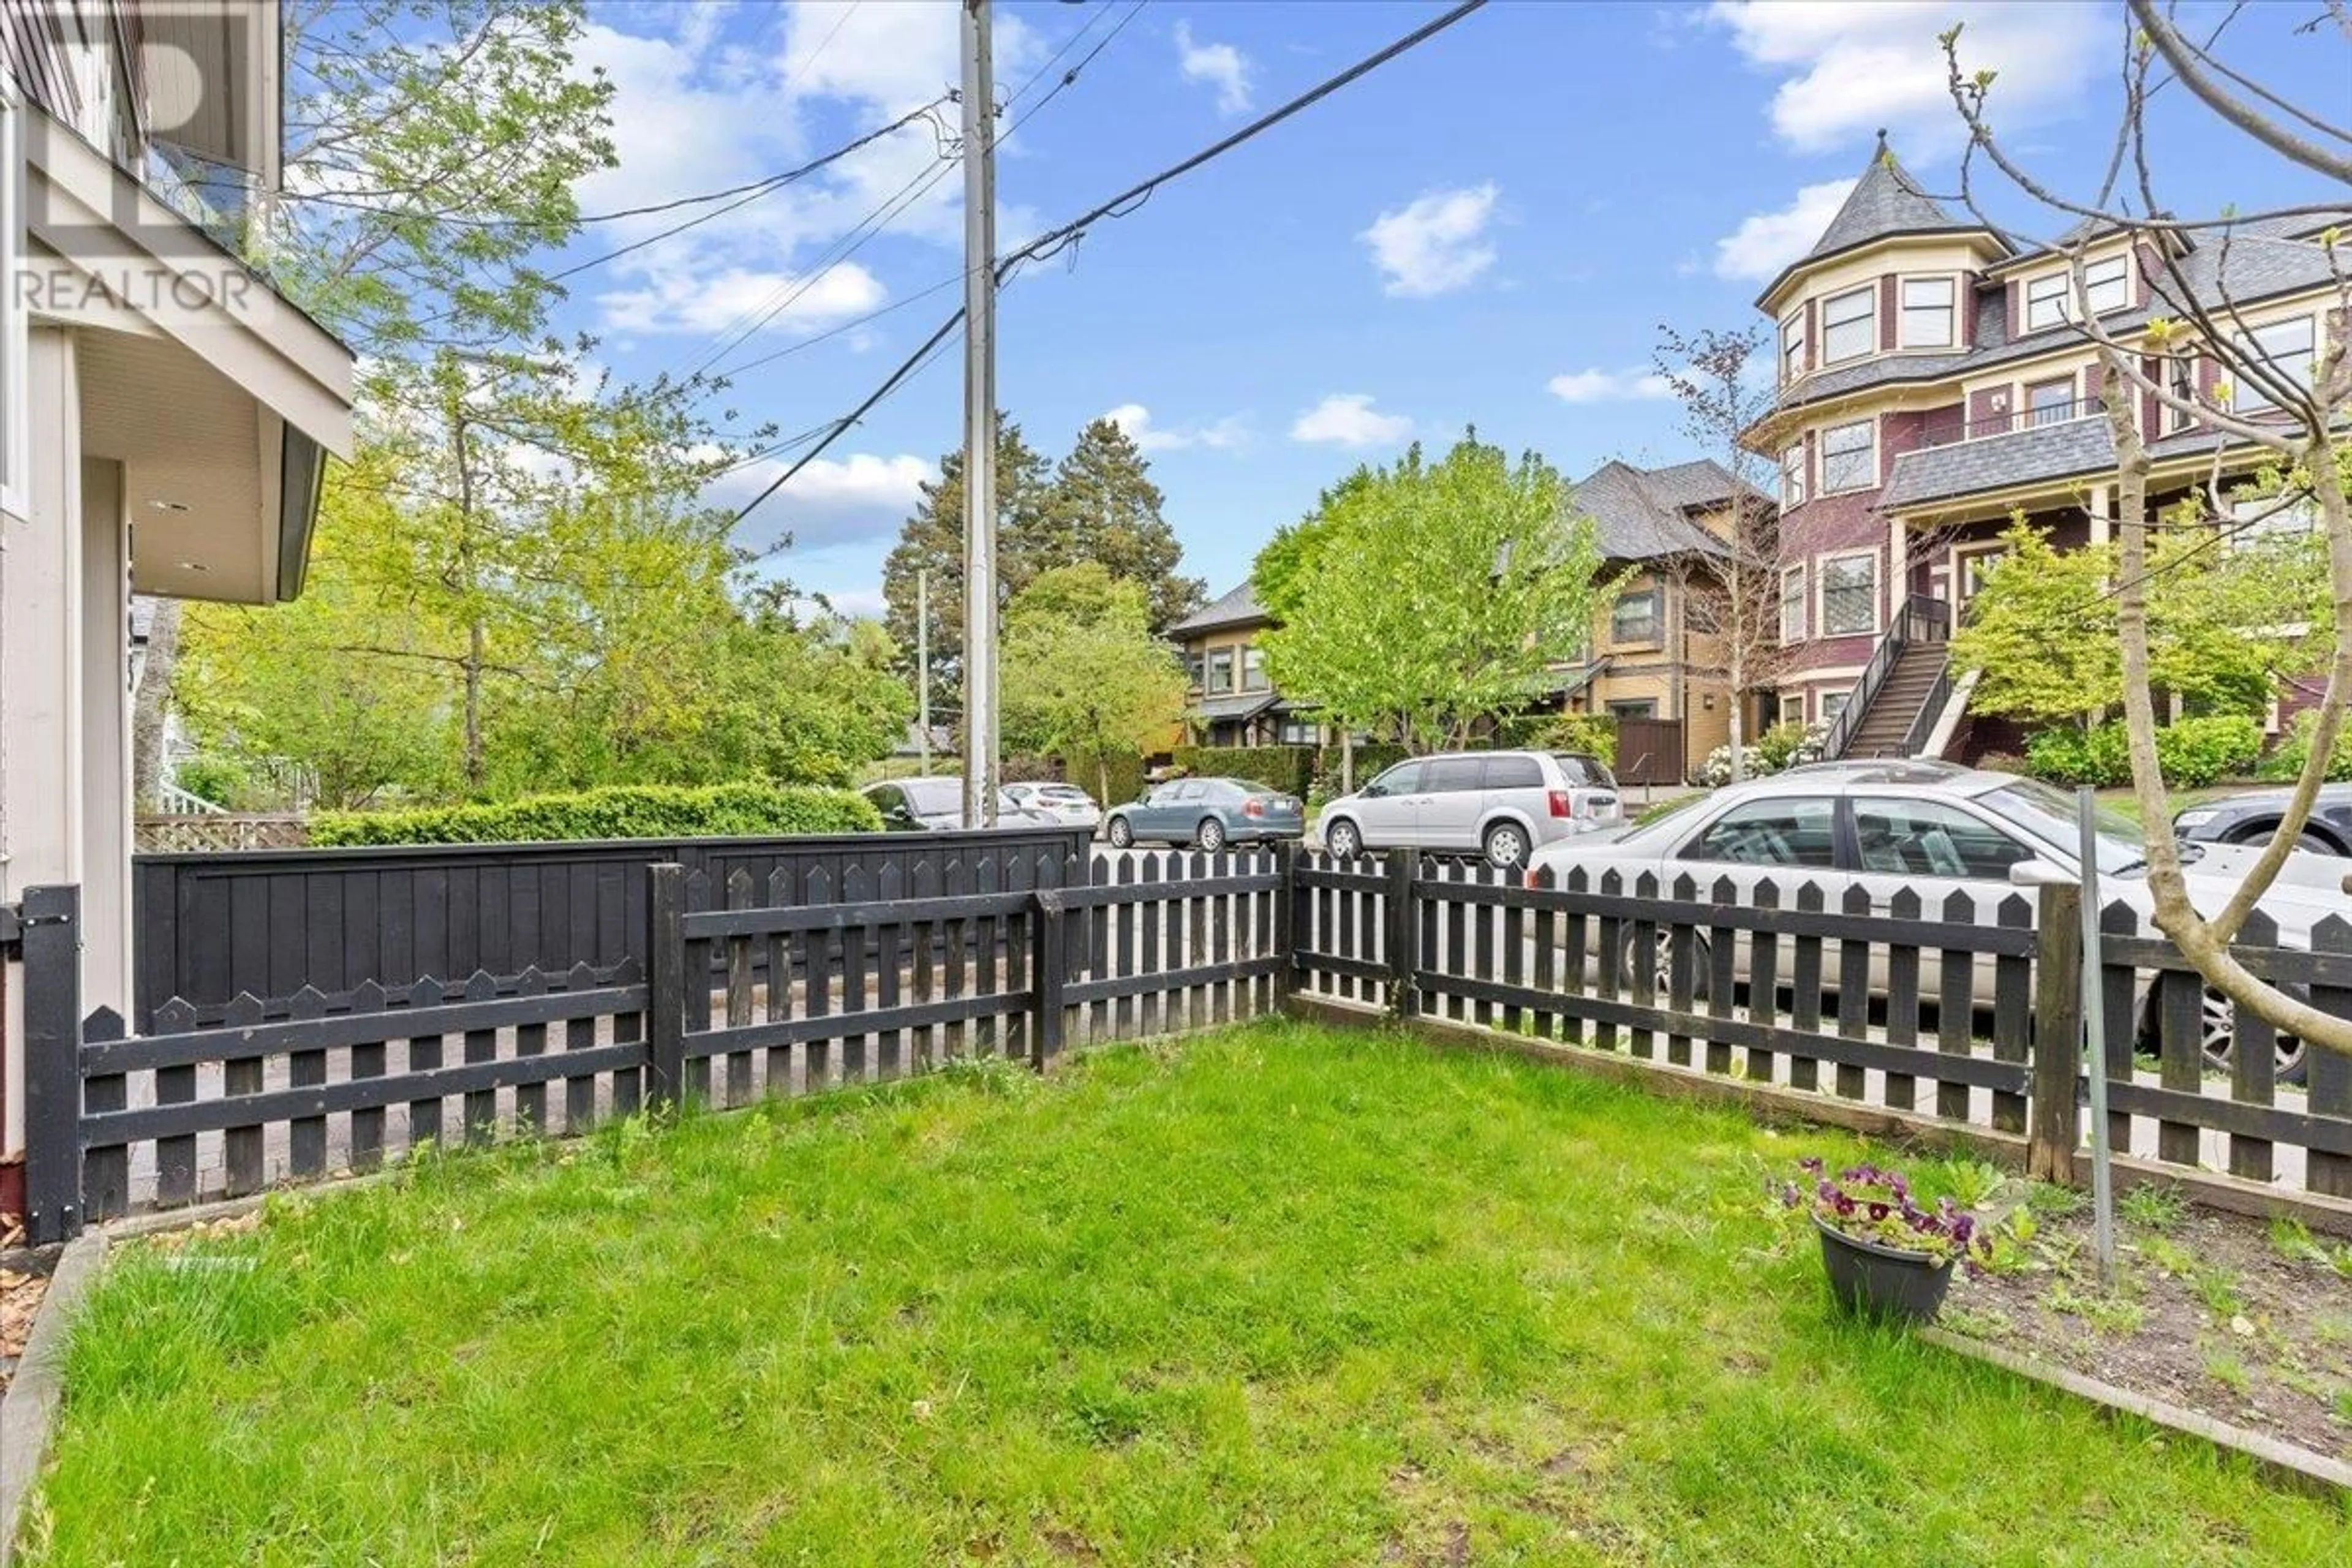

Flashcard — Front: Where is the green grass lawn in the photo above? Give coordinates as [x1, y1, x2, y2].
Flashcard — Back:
[24, 1023, 2349, 1566]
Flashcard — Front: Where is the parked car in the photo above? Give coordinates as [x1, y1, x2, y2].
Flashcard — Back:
[1316, 750, 1622, 869]
[1526, 760, 2348, 1082]
[861, 776, 1057, 832]
[1002, 781, 1104, 833]
[2175, 783, 2352, 856]
[1104, 777, 1304, 851]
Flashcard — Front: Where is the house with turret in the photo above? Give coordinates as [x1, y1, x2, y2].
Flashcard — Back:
[1752, 134, 2339, 761]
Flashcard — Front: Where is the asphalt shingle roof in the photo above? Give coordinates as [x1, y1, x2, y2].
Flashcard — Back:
[1565, 459, 1762, 564]
[1806, 140, 1982, 262]
[1168, 581, 1267, 635]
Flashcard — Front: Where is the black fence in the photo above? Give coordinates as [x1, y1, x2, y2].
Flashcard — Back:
[19, 847, 2352, 1244]
[130, 826, 1090, 1030]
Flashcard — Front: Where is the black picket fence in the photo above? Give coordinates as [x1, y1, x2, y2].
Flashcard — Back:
[18, 848, 1289, 1240]
[16, 846, 2352, 1243]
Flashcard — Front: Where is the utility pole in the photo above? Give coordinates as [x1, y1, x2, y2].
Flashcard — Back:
[959, 0, 999, 828]
[917, 567, 932, 775]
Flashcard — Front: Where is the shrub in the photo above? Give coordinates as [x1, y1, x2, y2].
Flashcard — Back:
[2026, 716, 2264, 790]
[2256, 708, 2352, 785]
[1752, 720, 1811, 773]
[1491, 712, 1619, 763]
[1697, 721, 1830, 788]
[166, 755, 252, 811]
[1170, 745, 1316, 797]
[1065, 748, 1149, 807]
[312, 782, 882, 846]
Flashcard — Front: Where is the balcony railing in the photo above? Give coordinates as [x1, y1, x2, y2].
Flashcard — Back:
[1915, 397, 2107, 450]
[1819, 595, 1950, 763]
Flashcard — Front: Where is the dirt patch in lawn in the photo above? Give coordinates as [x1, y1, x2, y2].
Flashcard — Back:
[1940, 1193, 2352, 1459]
[1, 1242, 60, 1398]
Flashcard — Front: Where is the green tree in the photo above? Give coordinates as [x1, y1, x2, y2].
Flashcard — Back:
[1001, 565, 1189, 806]
[1258, 433, 1603, 753]
[879, 420, 1054, 698]
[1031, 419, 1205, 633]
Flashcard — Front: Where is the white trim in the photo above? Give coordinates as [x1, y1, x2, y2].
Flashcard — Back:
[1898, 273, 1958, 349]
[1815, 548, 1880, 638]
[1821, 283, 1875, 365]
[0, 70, 26, 522]
[1779, 562, 1809, 643]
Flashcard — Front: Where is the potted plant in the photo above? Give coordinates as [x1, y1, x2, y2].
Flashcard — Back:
[1781, 1158, 1988, 1322]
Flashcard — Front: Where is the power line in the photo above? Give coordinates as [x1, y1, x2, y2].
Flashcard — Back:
[729, 0, 1488, 526]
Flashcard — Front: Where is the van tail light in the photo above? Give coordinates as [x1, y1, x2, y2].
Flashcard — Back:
[1244, 799, 1265, 818]
[1547, 790, 1572, 819]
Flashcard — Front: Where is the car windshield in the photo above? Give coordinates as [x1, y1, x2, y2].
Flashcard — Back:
[1975, 780, 2149, 873]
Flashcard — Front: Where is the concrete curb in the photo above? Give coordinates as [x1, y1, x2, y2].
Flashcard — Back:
[0, 1231, 108, 1567]
[1920, 1327, 2352, 1499]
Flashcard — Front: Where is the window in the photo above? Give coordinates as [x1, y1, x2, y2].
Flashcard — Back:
[1820, 692, 1850, 723]
[1900, 277, 1955, 348]
[1781, 443, 1807, 508]
[2083, 254, 2128, 315]
[1822, 286, 1874, 363]
[1483, 755, 1544, 790]
[2232, 317, 2315, 414]
[2226, 491, 2319, 546]
[1368, 761, 1425, 797]
[0, 72, 23, 520]
[1853, 799, 2034, 880]
[1422, 756, 1483, 793]
[1819, 419, 1874, 492]
[1779, 693, 1807, 726]
[1780, 565, 1809, 643]
[1205, 647, 1234, 692]
[2166, 353, 2198, 433]
[1278, 718, 1317, 745]
[1606, 699, 1657, 720]
[1611, 587, 1662, 644]
[1781, 311, 1806, 382]
[2024, 273, 2070, 331]
[2027, 377, 2077, 428]
[1240, 645, 1268, 692]
[1682, 797, 1838, 868]
[1820, 554, 1877, 636]
[1957, 547, 2005, 605]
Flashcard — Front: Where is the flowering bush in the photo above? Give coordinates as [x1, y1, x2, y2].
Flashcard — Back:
[1697, 720, 1832, 788]
[1779, 1158, 1990, 1268]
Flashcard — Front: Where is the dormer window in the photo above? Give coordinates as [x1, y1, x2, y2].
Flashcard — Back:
[1781, 312, 1806, 384]
[1822, 286, 1874, 364]
[2024, 273, 2069, 332]
[2024, 254, 2130, 333]
[1899, 277, 1954, 348]
[2084, 255, 2128, 315]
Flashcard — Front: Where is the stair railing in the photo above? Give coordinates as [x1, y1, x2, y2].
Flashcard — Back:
[1819, 594, 1951, 761]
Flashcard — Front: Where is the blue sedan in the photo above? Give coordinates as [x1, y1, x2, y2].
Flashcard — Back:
[1104, 777, 1305, 851]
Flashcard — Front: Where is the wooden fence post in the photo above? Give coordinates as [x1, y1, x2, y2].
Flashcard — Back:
[646, 863, 686, 1110]
[1031, 889, 1068, 1071]
[1385, 851, 1418, 1019]
[2028, 880, 2084, 1184]
[1272, 840, 1298, 1010]
[20, 884, 83, 1243]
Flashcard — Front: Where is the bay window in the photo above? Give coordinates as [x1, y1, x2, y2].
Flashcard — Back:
[1820, 554, 1878, 636]
[1779, 565, 1808, 643]
[1899, 277, 1954, 348]
[1822, 286, 1874, 364]
[1781, 311, 1806, 382]
[1819, 419, 1874, 492]
[1781, 443, 1807, 508]
[2232, 317, 2315, 414]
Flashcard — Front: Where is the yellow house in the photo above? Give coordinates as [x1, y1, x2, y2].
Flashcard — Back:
[1169, 584, 1321, 747]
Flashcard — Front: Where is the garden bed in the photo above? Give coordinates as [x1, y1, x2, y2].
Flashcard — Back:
[18, 1025, 2351, 1564]
[1942, 1185, 2351, 1460]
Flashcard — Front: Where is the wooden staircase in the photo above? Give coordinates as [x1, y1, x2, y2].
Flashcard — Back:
[1841, 644, 1951, 759]
[1819, 595, 1956, 761]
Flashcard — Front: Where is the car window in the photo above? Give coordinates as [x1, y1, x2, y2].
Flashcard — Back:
[1853, 797, 2033, 880]
[1681, 797, 1838, 867]
[1172, 782, 1205, 802]
[1371, 761, 1425, 796]
[903, 780, 952, 812]
[867, 785, 903, 813]
[1483, 755, 1543, 790]
[1426, 757, 1485, 793]
[1551, 753, 1615, 788]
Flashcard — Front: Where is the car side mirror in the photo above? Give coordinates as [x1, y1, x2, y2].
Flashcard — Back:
[1360, 782, 1384, 799]
[2007, 859, 2076, 890]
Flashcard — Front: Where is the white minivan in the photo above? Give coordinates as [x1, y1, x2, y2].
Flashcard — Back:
[1316, 750, 1622, 869]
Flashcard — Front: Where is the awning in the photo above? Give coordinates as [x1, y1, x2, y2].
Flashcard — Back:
[1538, 657, 1612, 699]
[1189, 693, 1282, 724]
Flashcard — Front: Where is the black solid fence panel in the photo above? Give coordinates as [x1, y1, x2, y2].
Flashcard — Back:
[131, 826, 1092, 1029]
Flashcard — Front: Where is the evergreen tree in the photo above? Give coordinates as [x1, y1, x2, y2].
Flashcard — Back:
[880, 420, 1053, 696]
[1033, 419, 1205, 633]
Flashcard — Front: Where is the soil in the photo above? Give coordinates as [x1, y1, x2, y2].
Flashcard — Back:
[0, 1242, 60, 1399]
[1940, 1196, 2352, 1459]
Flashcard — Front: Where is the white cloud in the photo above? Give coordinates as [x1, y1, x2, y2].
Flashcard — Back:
[1290, 394, 1412, 448]
[1706, 1, 2104, 157]
[1711, 178, 1856, 281]
[708, 451, 935, 551]
[1546, 368, 1675, 405]
[1104, 402, 1249, 453]
[1359, 184, 1499, 298]
[1174, 20, 1253, 115]
[597, 260, 886, 336]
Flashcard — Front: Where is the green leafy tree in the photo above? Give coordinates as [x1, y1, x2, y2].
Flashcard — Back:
[1001, 565, 1189, 805]
[879, 420, 1054, 698]
[1031, 419, 1205, 633]
[1258, 432, 1604, 753]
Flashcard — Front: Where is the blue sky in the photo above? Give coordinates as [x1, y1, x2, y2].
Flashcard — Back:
[556, 1, 2343, 617]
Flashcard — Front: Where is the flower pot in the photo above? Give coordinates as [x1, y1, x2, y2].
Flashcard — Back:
[1814, 1214, 1956, 1323]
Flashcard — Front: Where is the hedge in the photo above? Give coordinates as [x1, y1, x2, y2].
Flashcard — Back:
[1172, 745, 1316, 797]
[312, 782, 883, 847]
[1065, 749, 1150, 808]
[2022, 716, 2264, 790]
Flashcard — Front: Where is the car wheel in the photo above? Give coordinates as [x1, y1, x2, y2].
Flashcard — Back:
[1618, 925, 1711, 1002]
[2193, 984, 2309, 1085]
[1324, 818, 1362, 859]
[1107, 816, 1134, 849]
[1196, 817, 1227, 853]
[2228, 826, 2335, 853]
[1482, 821, 1528, 870]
